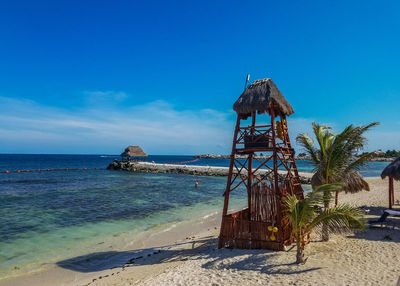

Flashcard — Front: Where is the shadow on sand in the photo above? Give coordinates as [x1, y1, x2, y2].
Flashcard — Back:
[56, 236, 321, 275]
[56, 206, 399, 278]
[344, 205, 400, 242]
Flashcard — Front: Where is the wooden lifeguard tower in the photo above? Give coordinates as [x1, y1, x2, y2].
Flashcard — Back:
[218, 78, 304, 251]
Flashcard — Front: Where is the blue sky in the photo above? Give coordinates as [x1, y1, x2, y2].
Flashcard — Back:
[0, 0, 399, 154]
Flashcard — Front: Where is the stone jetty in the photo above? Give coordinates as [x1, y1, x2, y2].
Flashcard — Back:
[107, 161, 312, 184]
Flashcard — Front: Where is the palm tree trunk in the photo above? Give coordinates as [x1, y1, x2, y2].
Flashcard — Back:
[322, 191, 330, 241]
[321, 172, 331, 241]
[322, 220, 329, 241]
[335, 191, 339, 206]
[296, 239, 305, 264]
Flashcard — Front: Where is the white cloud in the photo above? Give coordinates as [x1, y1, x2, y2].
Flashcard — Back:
[364, 131, 400, 152]
[0, 95, 235, 154]
[83, 90, 128, 107]
[0, 94, 395, 154]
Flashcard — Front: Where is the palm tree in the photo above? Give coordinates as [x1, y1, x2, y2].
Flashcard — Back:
[296, 122, 377, 240]
[284, 184, 366, 264]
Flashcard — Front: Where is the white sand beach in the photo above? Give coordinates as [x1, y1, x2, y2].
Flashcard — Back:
[1, 177, 400, 286]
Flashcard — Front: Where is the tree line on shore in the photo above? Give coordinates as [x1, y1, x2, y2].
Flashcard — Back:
[368, 149, 400, 158]
[298, 149, 400, 159]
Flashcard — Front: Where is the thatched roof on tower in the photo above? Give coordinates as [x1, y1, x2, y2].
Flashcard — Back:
[120, 146, 148, 157]
[381, 157, 400, 180]
[233, 78, 294, 119]
[311, 171, 370, 194]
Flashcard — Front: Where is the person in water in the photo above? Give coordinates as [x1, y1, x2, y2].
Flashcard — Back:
[195, 181, 199, 188]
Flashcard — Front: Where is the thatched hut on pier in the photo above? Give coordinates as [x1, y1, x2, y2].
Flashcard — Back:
[120, 146, 148, 161]
[381, 157, 400, 209]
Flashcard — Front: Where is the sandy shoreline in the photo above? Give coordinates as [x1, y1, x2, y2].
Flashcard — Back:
[1, 177, 400, 286]
[0, 207, 223, 286]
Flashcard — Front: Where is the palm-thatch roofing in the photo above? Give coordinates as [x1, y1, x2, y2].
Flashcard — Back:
[311, 171, 370, 194]
[233, 78, 294, 119]
[120, 146, 148, 157]
[381, 157, 400, 180]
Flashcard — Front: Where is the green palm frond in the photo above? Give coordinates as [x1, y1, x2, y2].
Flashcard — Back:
[312, 122, 332, 158]
[284, 187, 365, 239]
[307, 183, 343, 205]
[297, 121, 378, 188]
[296, 133, 319, 164]
[285, 195, 315, 236]
[284, 184, 366, 264]
[344, 152, 374, 173]
[328, 123, 378, 182]
[285, 191, 365, 234]
[306, 203, 366, 233]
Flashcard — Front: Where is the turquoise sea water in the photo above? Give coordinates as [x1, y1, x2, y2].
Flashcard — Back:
[0, 154, 390, 279]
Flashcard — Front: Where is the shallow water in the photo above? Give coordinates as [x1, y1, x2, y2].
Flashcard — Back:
[0, 154, 389, 279]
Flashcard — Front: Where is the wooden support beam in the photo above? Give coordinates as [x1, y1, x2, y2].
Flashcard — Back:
[219, 116, 241, 249]
[248, 112, 256, 221]
[222, 116, 241, 216]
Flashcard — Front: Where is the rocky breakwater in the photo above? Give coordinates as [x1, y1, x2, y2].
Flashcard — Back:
[107, 161, 312, 184]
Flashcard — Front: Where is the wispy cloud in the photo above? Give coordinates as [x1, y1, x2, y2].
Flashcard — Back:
[0, 94, 235, 154]
[83, 90, 128, 107]
[0, 93, 395, 154]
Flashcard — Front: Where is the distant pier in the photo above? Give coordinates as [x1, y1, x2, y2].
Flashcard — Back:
[107, 161, 312, 184]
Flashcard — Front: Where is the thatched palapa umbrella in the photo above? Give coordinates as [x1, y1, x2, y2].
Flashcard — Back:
[381, 157, 400, 209]
[233, 78, 294, 119]
[120, 146, 148, 160]
[311, 170, 370, 194]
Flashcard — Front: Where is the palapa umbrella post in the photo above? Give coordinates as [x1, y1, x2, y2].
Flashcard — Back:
[389, 177, 394, 209]
[381, 157, 400, 209]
